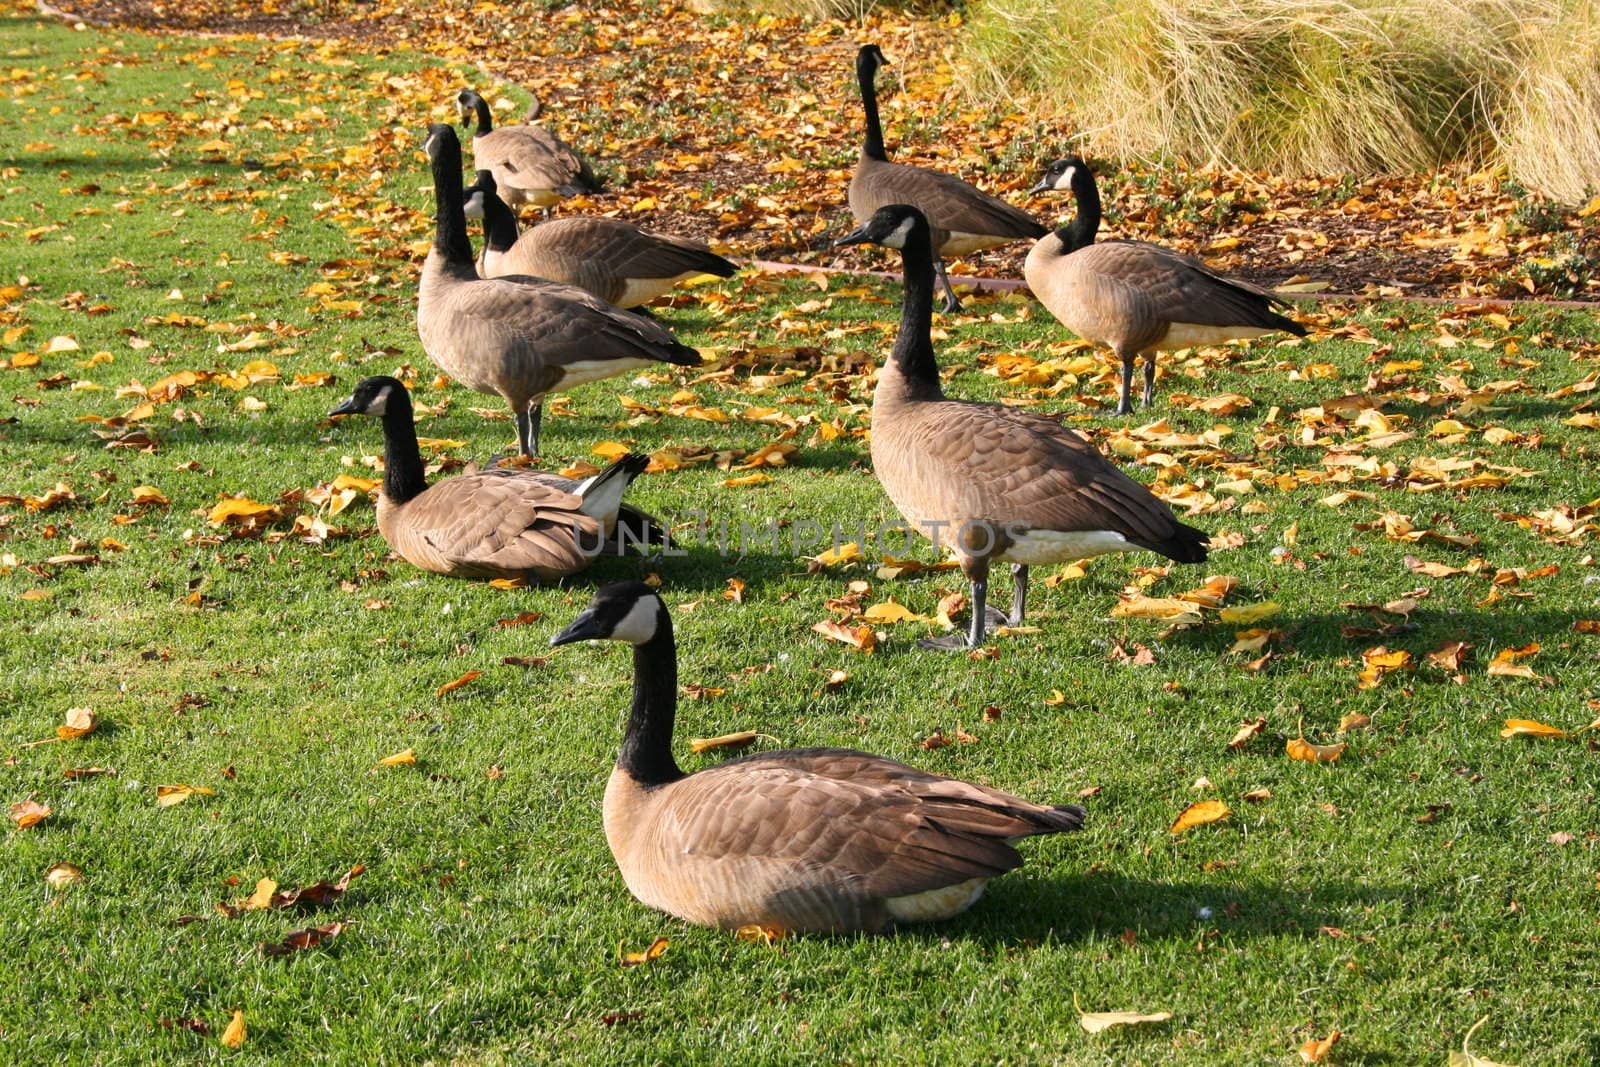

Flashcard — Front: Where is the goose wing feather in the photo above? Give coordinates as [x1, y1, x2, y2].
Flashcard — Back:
[402, 470, 601, 576]
[852, 160, 1045, 240]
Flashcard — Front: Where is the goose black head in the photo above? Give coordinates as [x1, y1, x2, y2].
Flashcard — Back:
[550, 582, 668, 647]
[834, 203, 928, 251]
[462, 169, 498, 219]
[1030, 156, 1091, 196]
[856, 43, 889, 75]
[329, 375, 409, 419]
[454, 89, 484, 127]
[422, 122, 460, 166]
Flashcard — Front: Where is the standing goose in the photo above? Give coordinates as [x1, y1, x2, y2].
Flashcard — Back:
[328, 376, 654, 580]
[1026, 156, 1307, 415]
[836, 204, 1209, 650]
[463, 170, 738, 307]
[549, 581, 1084, 934]
[418, 124, 700, 458]
[847, 44, 1046, 315]
[455, 88, 600, 212]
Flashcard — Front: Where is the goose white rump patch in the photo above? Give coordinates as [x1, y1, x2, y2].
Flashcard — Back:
[557, 357, 656, 388]
[618, 273, 700, 309]
[939, 232, 1017, 256]
[1159, 322, 1274, 349]
[886, 877, 988, 923]
[1000, 528, 1134, 565]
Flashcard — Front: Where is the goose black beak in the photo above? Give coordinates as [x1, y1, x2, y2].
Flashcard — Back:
[328, 397, 359, 418]
[833, 224, 871, 248]
[550, 610, 605, 647]
[1027, 177, 1051, 196]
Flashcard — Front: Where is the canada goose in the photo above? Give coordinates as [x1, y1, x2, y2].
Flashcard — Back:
[549, 581, 1084, 933]
[455, 88, 600, 212]
[847, 44, 1046, 315]
[836, 204, 1209, 650]
[418, 124, 700, 458]
[328, 376, 655, 580]
[1026, 156, 1308, 415]
[463, 170, 738, 307]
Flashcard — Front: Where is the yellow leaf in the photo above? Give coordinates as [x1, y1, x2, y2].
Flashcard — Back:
[812, 542, 861, 568]
[861, 600, 928, 624]
[619, 936, 670, 967]
[487, 577, 528, 590]
[591, 440, 631, 460]
[1111, 596, 1204, 624]
[734, 923, 786, 944]
[1287, 737, 1347, 762]
[220, 1009, 247, 1050]
[1044, 689, 1066, 706]
[721, 473, 772, 488]
[155, 784, 216, 807]
[57, 706, 97, 740]
[1218, 601, 1280, 624]
[376, 748, 418, 766]
[1169, 799, 1230, 834]
[1338, 712, 1372, 732]
[129, 485, 169, 506]
[1227, 717, 1267, 750]
[1298, 1029, 1341, 1062]
[1486, 643, 1540, 679]
[1075, 991, 1173, 1034]
[18, 589, 53, 601]
[1499, 718, 1566, 739]
[688, 730, 761, 754]
[207, 497, 283, 527]
[44, 335, 79, 353]
[246, 878, 278, 910]
[811, 620, 877, 653]
[44, 862, 84, 888]
[436, 670, 482, 697]
[8, 800, 51, 829]
[413, 437, 467, 451]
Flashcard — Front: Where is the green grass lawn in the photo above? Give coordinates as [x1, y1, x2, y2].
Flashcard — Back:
[3, 11, 1599, 1065]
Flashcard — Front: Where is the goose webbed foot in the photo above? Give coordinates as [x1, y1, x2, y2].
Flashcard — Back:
[983, 606, 1011, 629]
[917, 632, 976, 652]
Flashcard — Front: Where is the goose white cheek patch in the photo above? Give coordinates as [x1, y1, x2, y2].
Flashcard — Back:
[367, 386, 392, 416]
[1054, 167, 1077, 191]
[610, 598, 661, 644]
[463, 192, 485, 219]
[881, 217, 917, 250]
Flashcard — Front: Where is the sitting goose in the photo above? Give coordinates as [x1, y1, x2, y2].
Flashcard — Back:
[549, 581, 1084, 933]
[418, 124, 700, 458]
[455, 88, 600, 212]
[329, 376, 654, 580]
[846, 44, 1045, 314]
[463, 170, 738, 307]
[837, 204, 1210, 650]
[1026, 156, 1307, 415]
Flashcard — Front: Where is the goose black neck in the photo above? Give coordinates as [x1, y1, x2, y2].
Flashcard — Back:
[1057, 166, 1102, 253]
[377, 390, 428, 506]
[468, 95, 493, 137]
[858, 55, 888, 162]
[891, 223, 942, 391]
[479, 189, 520, 254]
[618, 607, 684, 786]
[430, 137, 476, 267]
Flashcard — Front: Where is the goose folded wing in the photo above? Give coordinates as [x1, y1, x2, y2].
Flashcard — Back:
[411, 472, 601, 576]
[1084, 242, 1295, 327]
[454, 276, 701, 367]
[483, 128, 583, 186]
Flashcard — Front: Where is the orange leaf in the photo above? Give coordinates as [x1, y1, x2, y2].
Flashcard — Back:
[619, 936, 670, 967]
[8, 800, 51, 829]
[376, 748, 417, 766]
[486, 577, 528, 590]
[1226, 717, 1267, 750]
[57, 706, 97, 740]
[1169, 800, 1231, 834]
[207, 497, 283, 527]
[246, 878, 279, 911]
[1500, 718, 1566, 739]
[155, 784, 217, 807]
[1487, 643, 1540, 679]
[1298, 1029, 1341, 1062]
[734, 924, 786, 945]
[436, 670, 482, 697]
[1287, 737, 1347, 762]
[811, 620, 877, 653]
[220, 1010, 246, 1050]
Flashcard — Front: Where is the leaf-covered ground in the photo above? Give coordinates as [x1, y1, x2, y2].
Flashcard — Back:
[4, 6, 1600, 1065]
[45, 0, 1600, 303]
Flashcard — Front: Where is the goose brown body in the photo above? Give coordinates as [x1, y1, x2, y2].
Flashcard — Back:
[837, 204, 1207, 649]
[846, 45, 1044, 312]
[551, 583, 1083, 934]
[418, 125, 699, 457]
[457, 89, 598, 210]
[465, 172, 737, 308]
[1025, 157, 1306, 414]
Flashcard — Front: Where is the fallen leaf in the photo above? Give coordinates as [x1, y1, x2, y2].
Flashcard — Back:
[487, 577, 528, 590]
[44, 862, 84, 888]
[861, 600, 929, 624]
[1241, 787, 1272, 802]
[1076, 997, 1173, 1034]
[376, 749, 417, 766]
[1227, 717, 1267, 750]
[1338, 712, 1371, 732]
[435, 670, 482, 697]
[1449, 1015, 1520, 1067]
[1298, 1029, 1341, 1062]
[619, 937, 670, 967]
[9, 800, 51, 829]
[1358, 646, 1413, 689]
[734, 924, 785, 945]
[246, 878, 279, 911]
[1044, 689, 1066, 706]
[1426, 641, 1473, 671]
[155, 784, 216, 808]
[494, 612, 543, 628]
[1169, 799, 1231, 834]
[261, 921, 346, 958]
[219, 1010, 246, 1050]
[1287, 737, 1347, 762]
[1486, 643, 1541, 679]
[1499, 718, 1566, 739]
[810, 542, 861, 569]
[811, 620, 877, 653]
[1218, 601, 1281, 624]
[688, 730, 761, 753]
[57, 706, 97, 740]
[206, 497, 283, 527]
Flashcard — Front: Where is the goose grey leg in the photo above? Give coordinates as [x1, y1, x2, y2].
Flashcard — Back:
[1009, 563, 1029, 626]
[933, 257, 963, 315]
[515, 403, 544, 458]
[1142, 355, 1157, 408]
[918, 576, 990, 651]
[1117, 355, 1135, 416]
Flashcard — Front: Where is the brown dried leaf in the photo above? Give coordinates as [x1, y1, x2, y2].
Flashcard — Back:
[811, 620, 877, 653]
[261, 921, 346, 958]
[9, 800, 51, 829]
[435, 670, 482, 697]
[57, 706, 97, 740]
[1227, 717, 1267, 750]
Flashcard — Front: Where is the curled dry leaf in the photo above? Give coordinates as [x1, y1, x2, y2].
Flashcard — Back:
[1288, 737, 1348, 762]
[1338, 712, 1372, 732]
[1044, 689, 1066, 706]
[1486, 643, 1541, 680]
[58, 706, 97, 740]
[811, 620, 877, 654]
[722, 578, 746, 603]
[262, 921, 347, 958]
[1298, 1029, 1341, 1062]
[220, 1010, 246, 1050]
[376, 749, 417, 767]
[1358, 646, 1413, 689]
[734, 924, 785, 945]
[1227, 717, 1267, 750]
[619, 937, 670, 967]
[1499, 719, 1566, 739]
[1241, 787, 1272, 802]
[435, 670, 482, 697]
[1169, 799, 1231, 834]
[688, 730, 761, 754]
[1074, 992, 1173, 1034]
[10, 801, 53, 829]
[155, 784, 216, 808]
[861, 600, 929, 624]
[822, 669, 849, 691]
[495, 612, 542, 628]
[809, 542, 861, 569]
[45, 862, 84, 888]
[1449, 1015, 1520, 1067]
